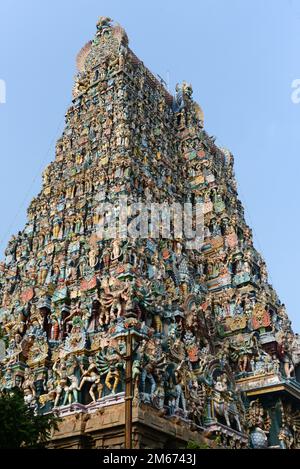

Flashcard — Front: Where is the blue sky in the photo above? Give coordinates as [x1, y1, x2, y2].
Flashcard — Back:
[0, 0, 299, 329]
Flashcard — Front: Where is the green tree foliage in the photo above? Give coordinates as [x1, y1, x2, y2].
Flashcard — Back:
[187, 435, 222, 449]
[186, 440, 211, 449]
[0, 388, 59, 449]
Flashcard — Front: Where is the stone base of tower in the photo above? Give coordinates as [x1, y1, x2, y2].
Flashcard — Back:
[47, 398, 246, 449]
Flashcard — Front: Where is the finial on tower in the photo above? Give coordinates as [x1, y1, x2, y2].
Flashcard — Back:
[96, 16, 113, 30]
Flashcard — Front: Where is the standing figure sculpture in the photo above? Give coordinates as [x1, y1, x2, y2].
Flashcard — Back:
[78, 356, 103, 402]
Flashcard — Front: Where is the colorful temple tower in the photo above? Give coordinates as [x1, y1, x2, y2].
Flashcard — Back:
[1, 17, 300, 449]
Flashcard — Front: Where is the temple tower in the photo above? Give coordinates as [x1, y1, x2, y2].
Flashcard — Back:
[0, 18, 300, 449]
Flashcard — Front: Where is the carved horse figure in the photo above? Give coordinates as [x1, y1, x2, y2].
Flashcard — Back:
[212, 390, 242, 432]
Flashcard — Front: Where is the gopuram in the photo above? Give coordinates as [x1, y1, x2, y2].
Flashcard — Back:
[1, 17, 300, 450]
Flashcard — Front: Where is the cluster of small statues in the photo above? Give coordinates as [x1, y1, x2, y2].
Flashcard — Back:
[0, 17, 299, 449]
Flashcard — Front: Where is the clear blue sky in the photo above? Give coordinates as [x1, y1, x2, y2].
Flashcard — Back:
[0, 0, 299, 329]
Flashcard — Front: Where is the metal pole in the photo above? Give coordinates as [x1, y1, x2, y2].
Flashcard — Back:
[125, 331, 133, 449]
